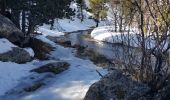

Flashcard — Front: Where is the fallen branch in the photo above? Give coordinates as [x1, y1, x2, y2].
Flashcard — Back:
[96, 70, 104, 78]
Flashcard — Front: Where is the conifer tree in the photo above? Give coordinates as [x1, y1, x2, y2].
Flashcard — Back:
[0, 0, 75, 35]
[89, 0, 108, 27]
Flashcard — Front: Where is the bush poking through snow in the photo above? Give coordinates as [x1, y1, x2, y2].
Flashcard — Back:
[85, 49, 113, 67]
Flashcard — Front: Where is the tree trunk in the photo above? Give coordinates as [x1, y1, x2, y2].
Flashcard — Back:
[80, 4, 84, 22]
[0, 0, 6, 14]
[22, 10, 26, 33]
[11, 10, 21, 29]
[119, 16, 123, 32]
[50, 19, 54, 30]
[95, 19, 99, 27]
[114, 13, 117, 32]
[27, 21, 34, 35]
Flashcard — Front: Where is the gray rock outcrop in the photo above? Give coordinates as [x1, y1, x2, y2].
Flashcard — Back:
[84, 70, 151, 100]
[0, 47, 32, 63]
[0, 14, 26, 46]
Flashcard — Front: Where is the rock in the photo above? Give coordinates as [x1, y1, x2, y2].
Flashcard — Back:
[47, 36, 72, 47]
[0, 47, 32, 63]
[30, 37, 54, 60]
[84, 70, 150, 100]
[0, 14, 26, 46]
[23, 82, 44, 92]
[31, 62, 70, 74]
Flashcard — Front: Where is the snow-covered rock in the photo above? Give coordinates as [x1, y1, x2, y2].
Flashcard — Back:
[0, 38, 32, 63]
[0, 47, 32, 63]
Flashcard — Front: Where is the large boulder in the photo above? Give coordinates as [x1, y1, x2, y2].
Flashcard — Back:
[0, 47, 32, 63]
[0, 14, 26, 46]
[30, 37, 54, 60]
[84, 70, 151, 100]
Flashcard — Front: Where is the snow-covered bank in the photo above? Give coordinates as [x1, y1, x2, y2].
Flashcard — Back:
[91, 26, 169, 49]
[91, 26, 138, 45]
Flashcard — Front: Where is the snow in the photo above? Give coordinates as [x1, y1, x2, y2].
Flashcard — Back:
[0, 1, 110, 99]
[0, 38, 16, 54]
[35, 35, 56, 47]
[91, 26, 170, 49]
[37, 1, 107, 36]
[0, 61, 36, 96]
[24, 48, 35, 57]
[22, 58, 106, 100]
[91, 26, 138, 45]
[38, 27, 64, 37]
[0, 36, 107, 100]
[38, 18, 96, 34]
[37, 1, 97, 35]
[19, 43, 107, 100]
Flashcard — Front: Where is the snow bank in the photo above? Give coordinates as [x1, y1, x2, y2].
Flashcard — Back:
[0, 38, 16, 53]
[91, 26, 139, 46]
[91, 26, 169, 49]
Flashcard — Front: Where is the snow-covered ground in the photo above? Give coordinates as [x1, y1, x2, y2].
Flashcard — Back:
[0, 1, 109, 99]
[0, 61, 36, 96]
[0, 39, 36, 96]
[19, 45, 107, 100]
[0, 34, 107, 100]
[17, 37, 107, 100]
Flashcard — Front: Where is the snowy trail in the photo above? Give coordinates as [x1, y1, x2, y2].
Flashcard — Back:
[20, 45, 107, 100]
[2, 44, 107, 100]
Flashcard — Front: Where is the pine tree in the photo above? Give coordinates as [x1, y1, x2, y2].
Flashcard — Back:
[76, 0, 86, 21]
[89, 0, 108, 27]
[1, 0, 75, 35]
